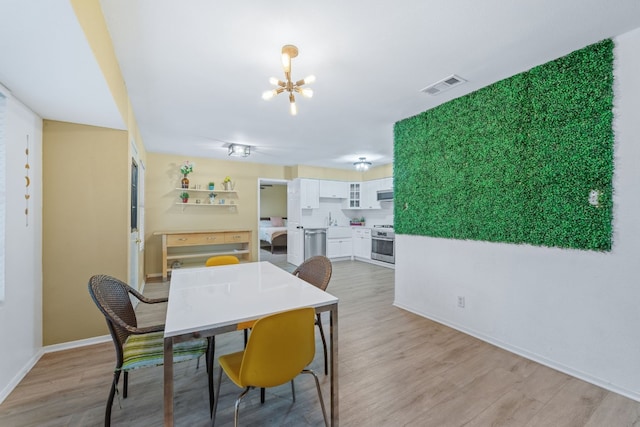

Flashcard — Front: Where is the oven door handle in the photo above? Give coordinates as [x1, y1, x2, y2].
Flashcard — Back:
[372, 237, 394, 242]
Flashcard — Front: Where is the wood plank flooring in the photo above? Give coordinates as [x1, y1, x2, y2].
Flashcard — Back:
[2, 260, 640, 426]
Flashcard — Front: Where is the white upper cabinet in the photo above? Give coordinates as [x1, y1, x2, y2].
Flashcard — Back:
[360, 180, 380, 209]
[299, 178, 319, 209]
[319, 180, 349, 199]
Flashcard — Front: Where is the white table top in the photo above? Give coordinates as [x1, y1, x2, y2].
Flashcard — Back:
[164, 261, 339, 339]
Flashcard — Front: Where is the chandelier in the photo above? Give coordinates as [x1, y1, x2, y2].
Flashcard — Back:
[354, 157, 372, 171]
[262, 45, 315, 116]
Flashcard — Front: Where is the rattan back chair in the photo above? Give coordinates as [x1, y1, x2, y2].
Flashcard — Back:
[293, 256, 332, 375]
[88, 274, 214, 426]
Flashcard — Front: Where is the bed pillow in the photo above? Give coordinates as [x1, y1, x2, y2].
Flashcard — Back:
[259, 220, 272, 227]
[270, 217, 284, 226]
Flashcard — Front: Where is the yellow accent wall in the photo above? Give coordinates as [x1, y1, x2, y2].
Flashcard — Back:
[260, 185, 288, 218]
[43, 120, 128, 344]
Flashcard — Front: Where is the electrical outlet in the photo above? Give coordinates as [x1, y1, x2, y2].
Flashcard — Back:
[457, 296, 465, 308]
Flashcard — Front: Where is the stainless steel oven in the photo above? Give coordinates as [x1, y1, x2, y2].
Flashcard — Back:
[371, 226, 395, 264]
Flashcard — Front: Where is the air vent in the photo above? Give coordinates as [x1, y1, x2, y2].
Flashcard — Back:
[420, 74, 467, 96]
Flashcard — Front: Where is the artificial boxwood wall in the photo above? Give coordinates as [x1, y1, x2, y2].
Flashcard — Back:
[394, 39, 613, 251]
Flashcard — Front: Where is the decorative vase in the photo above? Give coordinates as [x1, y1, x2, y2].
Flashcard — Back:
[182, 197, 189, 203]
[223, 181, 230, 190]
[181, 174, 190, 189]
[209, 184, 214, 190]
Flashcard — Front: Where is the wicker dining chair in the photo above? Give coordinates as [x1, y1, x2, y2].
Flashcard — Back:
[88, 274, 214, 426]
[293, 255, 333, 375]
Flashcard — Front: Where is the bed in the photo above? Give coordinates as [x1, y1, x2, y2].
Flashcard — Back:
[259, 217, 288, 254]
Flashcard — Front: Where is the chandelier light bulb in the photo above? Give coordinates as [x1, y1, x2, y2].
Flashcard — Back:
[262, 90, 275, 100]
[281, 53, 291, 73]
[269, 77, 280, 86]
[303, 75, 316, 84]
[289, 93, 297, 116]
[299, 88, 313, 98]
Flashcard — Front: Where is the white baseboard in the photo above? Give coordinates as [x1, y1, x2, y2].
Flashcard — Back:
[43, 335, 111, 354]
[393, 300, 640, 403]
[0, 335, 112, 405]
[0, 349, 43, 405]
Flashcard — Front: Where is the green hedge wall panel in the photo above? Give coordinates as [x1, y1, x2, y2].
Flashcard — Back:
[394, 39, 613, 251]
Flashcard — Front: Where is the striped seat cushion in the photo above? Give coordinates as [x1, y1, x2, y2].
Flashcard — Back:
[121, 332, 208, 371]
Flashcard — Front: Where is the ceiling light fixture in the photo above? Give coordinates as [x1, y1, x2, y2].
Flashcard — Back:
[262, 44, 315, 116]
[228, 144, 250, 157]
[354, 157, 372, 171]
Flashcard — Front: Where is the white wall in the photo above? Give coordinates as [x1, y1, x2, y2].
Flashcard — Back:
[0, 90, 43, 403]
[395, 27, 640, 401]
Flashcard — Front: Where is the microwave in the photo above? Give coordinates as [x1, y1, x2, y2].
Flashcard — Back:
[376, 189, 393, 201]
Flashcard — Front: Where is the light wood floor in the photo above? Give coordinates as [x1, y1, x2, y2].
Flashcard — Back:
[2, 260, 640, 426]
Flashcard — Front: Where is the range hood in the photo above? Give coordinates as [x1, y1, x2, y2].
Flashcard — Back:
[376, 189, 393, 201]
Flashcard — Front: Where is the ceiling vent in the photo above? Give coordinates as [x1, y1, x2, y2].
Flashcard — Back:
[420, 74, 466, 96]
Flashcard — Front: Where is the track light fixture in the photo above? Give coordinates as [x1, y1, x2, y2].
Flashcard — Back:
[262, 44, 315, 116]
[354, 157, 372, 171]
[228, 144, 250, 157]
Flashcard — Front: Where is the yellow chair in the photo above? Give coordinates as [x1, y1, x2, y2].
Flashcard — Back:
[205, 255, 240, 267]
[212, 307, 328, 427]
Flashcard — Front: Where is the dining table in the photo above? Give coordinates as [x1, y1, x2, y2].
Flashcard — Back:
[163, 261, 339, 426]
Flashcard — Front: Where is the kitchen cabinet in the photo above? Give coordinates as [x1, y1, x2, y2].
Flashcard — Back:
[327, 238, 352, 259]
[360, 180, 380, 209]
[381, 177, 393, 190]
[327, 227, 353, 259]
[300, 178, 319, 209]
[352, 228, 372, 259]
[319, 180, 349, 199]
[344, 182, 361, 209]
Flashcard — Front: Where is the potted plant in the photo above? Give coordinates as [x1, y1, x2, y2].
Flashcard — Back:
[208, 181, 215, 190]
[223, 176, 233, 190]
[180, 161, 194, 189]
[208, 192, 216, 204]
[180, 192, 189, 203]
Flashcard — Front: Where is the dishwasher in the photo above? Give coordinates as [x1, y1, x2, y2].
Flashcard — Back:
[303, 228, 327, 260]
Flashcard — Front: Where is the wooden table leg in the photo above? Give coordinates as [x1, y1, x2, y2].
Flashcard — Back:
[164, 337, 174, 426]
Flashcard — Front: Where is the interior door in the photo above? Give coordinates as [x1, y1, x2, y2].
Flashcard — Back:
[129, 142, 144, 290]
[287, 179, 303, 266]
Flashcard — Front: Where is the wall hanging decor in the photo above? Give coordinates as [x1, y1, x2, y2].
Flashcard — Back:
[394, 39, 614, 251]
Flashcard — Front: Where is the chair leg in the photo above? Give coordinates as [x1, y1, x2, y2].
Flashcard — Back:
[243, 329, 248, 347]
[302, 369, 329, 427]
[260, 387, 265, 403]
[234, 388, 251, 427]
[291, 379, 296, 402]
[316, 314, 328, 375]
[105, 370, 121, 427]
[122, 371, 129, 398]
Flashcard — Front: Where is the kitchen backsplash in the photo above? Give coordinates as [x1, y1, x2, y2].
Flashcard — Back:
[301, 198, 393, 228]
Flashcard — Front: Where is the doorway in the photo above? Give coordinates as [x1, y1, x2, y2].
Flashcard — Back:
[257, 178, 289, 267]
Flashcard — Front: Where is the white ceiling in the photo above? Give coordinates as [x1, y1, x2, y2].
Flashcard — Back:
[2, 1, 640, 170]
